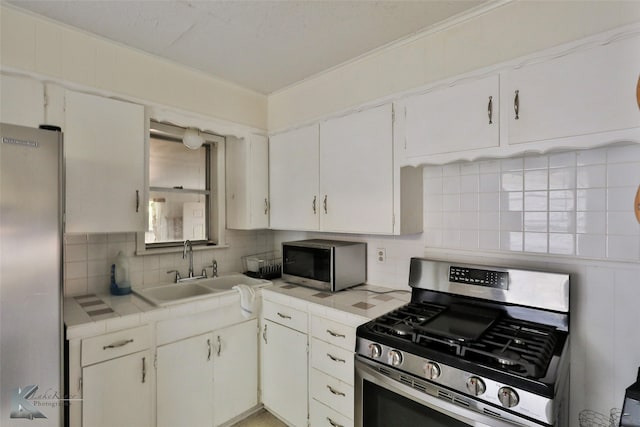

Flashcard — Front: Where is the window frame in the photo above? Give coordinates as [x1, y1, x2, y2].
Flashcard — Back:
[136, 120, 227, 254]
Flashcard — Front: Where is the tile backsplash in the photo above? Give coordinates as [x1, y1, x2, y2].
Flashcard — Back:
[423, 144, 640, 261]
[64, 230, 273, 296]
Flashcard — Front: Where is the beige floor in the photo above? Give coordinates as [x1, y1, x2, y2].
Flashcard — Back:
[231, 409, 287, 427]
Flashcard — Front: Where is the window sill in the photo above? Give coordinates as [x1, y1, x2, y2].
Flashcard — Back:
[135, 243, 229, 256]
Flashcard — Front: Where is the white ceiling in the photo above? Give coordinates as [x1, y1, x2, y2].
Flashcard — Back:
[8, 0, 486, 94]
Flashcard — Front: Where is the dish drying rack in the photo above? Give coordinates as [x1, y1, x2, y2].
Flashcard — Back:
[242, 250, 282, 280]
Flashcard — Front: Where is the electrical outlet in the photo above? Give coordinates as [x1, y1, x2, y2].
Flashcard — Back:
[376, 248, 386, 263]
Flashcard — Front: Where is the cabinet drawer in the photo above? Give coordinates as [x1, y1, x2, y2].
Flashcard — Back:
[82, 325, 150, 366]
[310, 368, 354, 420]
[311, 315, 356, 351]
[310, 398, 353, 427]
[263, 300, 308, 333]
[310, 338, 354, 385]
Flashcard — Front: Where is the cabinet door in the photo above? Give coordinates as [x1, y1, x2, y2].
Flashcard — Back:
[0, 75, 44, 128]
[82, 350, 152, 427]
[503, 35, 640, 145]
[403, 74, 499, 157]
[269, 124, 320, 231]
[157, 333, 214, 427]
[262, 320, 308, 427]
[213, 319, 258, 426]
[64, 90, 144, 233]
[226, 134, 269, 230]
[319, 104, 393, 234]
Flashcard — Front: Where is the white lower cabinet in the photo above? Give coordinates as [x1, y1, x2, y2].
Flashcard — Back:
[213, 319, 259, 426]
[261, 299, 309, 427]
[157, 333, 214, 427]
[81, 326, 153, 427]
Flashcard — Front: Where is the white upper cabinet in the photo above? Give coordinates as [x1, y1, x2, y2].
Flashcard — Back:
[269, 124, 320, 231]
[402, 74, 500, 157]
[503, 34, 640, 146]
[226, 134, 270, 230]
[319, 104, 394, 234]
[0, 74, 44, 128]
[64, 90, 145, 233]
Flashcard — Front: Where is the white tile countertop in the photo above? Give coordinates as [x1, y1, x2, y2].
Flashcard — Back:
[64, 277, 411, 340]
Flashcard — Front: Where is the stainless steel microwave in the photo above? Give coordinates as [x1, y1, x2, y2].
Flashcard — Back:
[282, 239, 366, 292]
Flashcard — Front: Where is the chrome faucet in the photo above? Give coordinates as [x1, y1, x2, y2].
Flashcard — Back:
[183, 240, 195, 278]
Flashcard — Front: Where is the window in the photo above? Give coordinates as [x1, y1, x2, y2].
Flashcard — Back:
[144, 121, 224, 249]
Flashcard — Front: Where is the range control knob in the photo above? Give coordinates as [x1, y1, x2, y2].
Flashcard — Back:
[465, 376, 486, 396]
[388, 350, 403, 366]
[424, 362, 441, 380]
[498, 387, 519, 408]
[369, 343, 382, 359]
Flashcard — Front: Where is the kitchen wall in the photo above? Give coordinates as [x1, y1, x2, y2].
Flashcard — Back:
[268, 1, 640, 131]
[277, 143, 640, 424]
[0, 4, 267, 130]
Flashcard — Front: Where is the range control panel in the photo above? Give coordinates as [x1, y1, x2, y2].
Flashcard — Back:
[449, 266, 509, 290]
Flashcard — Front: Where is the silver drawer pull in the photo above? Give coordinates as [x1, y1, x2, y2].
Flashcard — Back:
[277, 312, 292, 320]
[327, 417, 343, 427]
[103, 339, 133, 350]
[326, 385, 345, 397]
[326, 329, 345, 338]
[327, 353, 345, 363]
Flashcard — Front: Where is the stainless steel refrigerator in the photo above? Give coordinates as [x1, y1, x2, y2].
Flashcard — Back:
[1, 122, 63, 426]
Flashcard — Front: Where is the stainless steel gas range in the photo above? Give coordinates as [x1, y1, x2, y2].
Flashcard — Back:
[355, 258, 570, 426]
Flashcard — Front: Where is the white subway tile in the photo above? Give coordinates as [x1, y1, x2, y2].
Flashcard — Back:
[424, 177, 443, 195]
[607, 235, 640, 260]
[479, 230, 500, 250]
[549, 152, 576, 168]
[479, 160, 500, 174]
[549, 212, 575, 233]
[501, 171, 523, 191]
[576, 234, 606, 258]
[460, 162, 479, 175]
[443, 194, 461, 211]
[107, 233, 129, 243]
[425, 194, 443, 212]
[442, 163, 460, 177]
[524, 191, 548, 212]
[606, 144, 640, 164]
[443, 212, 461, 229]
[549, 167, 576, 190]
[65, 234, 87, 244]
[442, 229, 461, 248]
[549, 233, 574, 255]
[143, 255, 160, 271]
[524, 232, 548, 253]
[549, 190, 575, 212]
[423, 166, 443, 179]
[87, 243, 108, 261]
[64, 277, 88, 297]
[460, 230, 479, 249]
[607, 187, 637, 211]
[500, 191, 523, 211]
[87, 234, 108, 244]
[460, 193, 479, 211]
[577, 164, 607, 189]
[460, 174, 479, 193]
[501, 158, 523, 172]
[524, 155, 548, 170]
[424, 211, 443, 228]
[500, 211, 523, 231]
[460, 212, 479, 229]
[66, 244, 87, 262]
[500, 231, 523, 251]
[607, 162, 640, 188]
[607, 212, 640, 236]
[88, 260, 109, 278]
[443, 176, 461, 194]
[479, 173, 500, 193]
[524, 170, 548, 191]
[424, 230, 443, 248]
[65, 261, 87, 280]
[479, 192, 500, 212]
[577, 212, 606, 235]
[577, 189, 606, 211]
[479, 212, 500, 230]
[576, 147, 607, 166]
[524, 212, 548, 232]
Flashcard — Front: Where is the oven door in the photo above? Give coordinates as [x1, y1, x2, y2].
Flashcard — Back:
[355, 358, 524, 427]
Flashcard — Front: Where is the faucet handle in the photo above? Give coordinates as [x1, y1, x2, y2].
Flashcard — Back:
[210, 259, 218, 277]
[166, 270, 181, 283]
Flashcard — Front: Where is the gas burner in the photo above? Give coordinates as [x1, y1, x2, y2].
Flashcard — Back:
[493, 349, 522, 366]
[392, 323, 414, 336]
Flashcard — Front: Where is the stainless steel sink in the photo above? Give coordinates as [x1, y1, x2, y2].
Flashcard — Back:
[133, 273, 269, 307]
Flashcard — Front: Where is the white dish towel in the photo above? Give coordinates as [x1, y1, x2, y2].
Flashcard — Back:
[232, 284, 256, 318]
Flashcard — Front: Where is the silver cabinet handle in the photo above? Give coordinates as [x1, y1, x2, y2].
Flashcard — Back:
[264, 198, 269, 215]
[327, 353, 345, 363]
[514, 90, 520, 120]
[103, 338, 133, 350]
[323, 195, 328, 214]
[263, 324, 267, 344]
[216, 335, 222, 357]
[277, 312, 291, 320]
[136, 190, 140, 213]
[207, 338, 212, 361]
[488, 96, 493, 124]
[327, 417, 343, 427]
[326, 329, 345, 338]
[326, 385, 345, 396]
[141, 357, 146, 383]
[312, 196, 317, 214]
